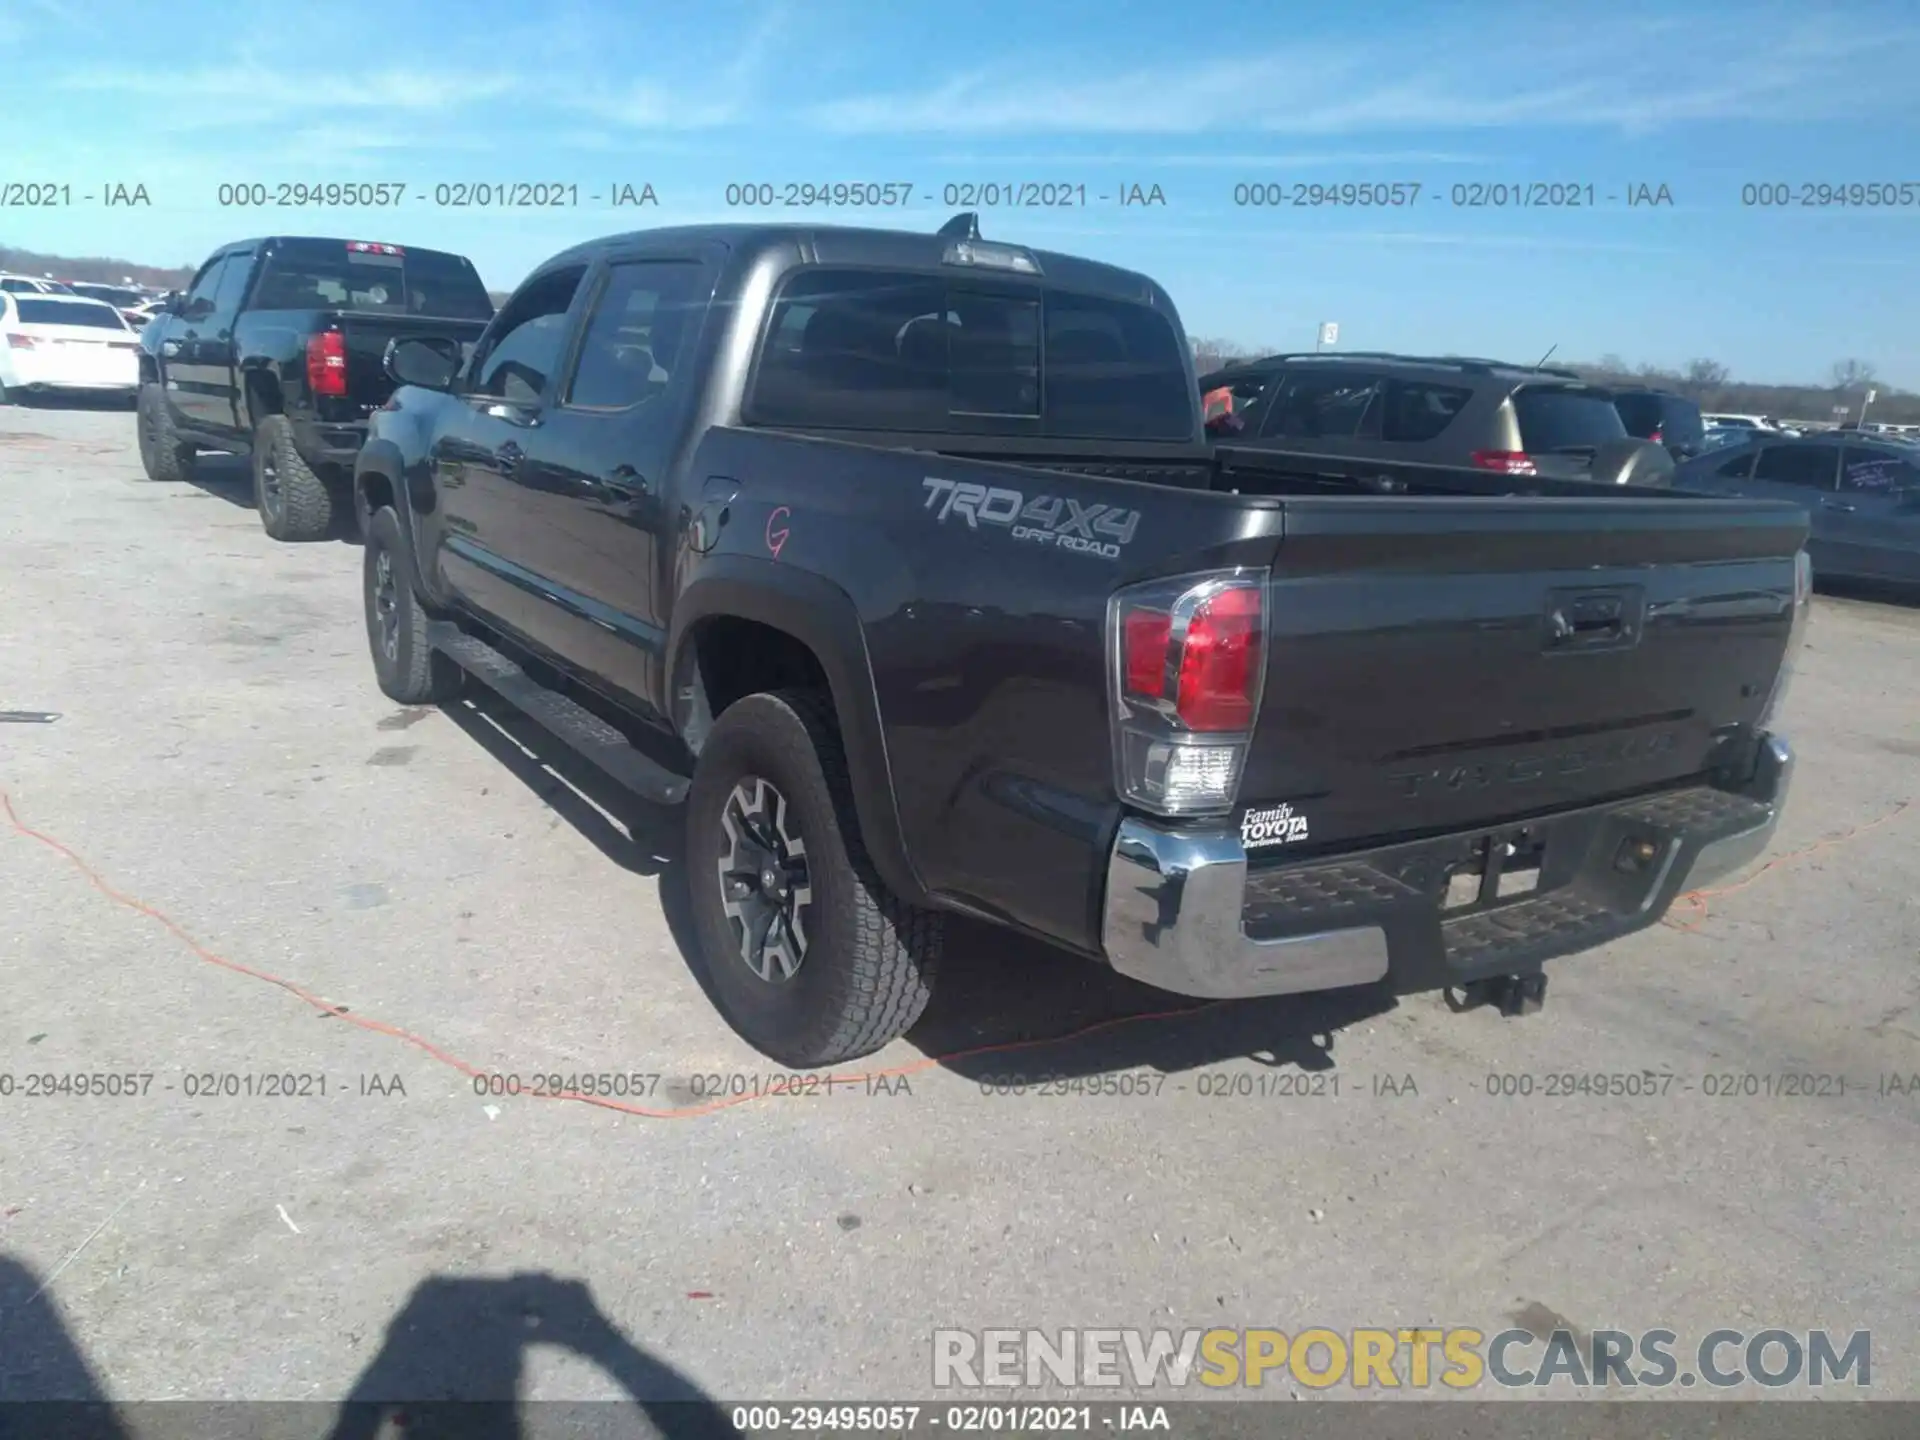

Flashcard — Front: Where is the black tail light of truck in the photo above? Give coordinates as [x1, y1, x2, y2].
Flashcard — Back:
[1759, 548, 1813, 728]
[306, 331, 347, 398]
[1106, 568, 1268, 817]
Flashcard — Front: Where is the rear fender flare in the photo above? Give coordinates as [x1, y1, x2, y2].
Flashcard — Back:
[668, 557, 928, 907]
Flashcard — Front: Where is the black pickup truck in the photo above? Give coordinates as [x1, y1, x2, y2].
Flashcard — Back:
[137, 236, 493, 541]
[354, 214, 1810, 1067]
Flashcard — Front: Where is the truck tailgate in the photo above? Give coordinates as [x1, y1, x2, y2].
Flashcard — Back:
[1241, 494, 1809, 849]
[334, 312, 487, 411]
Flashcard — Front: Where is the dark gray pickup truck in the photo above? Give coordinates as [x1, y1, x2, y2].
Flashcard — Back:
[354, 213, 1811, 1067]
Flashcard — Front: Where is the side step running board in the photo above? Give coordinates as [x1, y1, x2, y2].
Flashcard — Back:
[426, 621, 690, 805]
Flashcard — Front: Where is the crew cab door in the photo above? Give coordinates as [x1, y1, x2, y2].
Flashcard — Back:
[513, 253, 715, 715]
[162, 254, 230, 429]
[431, 262, 591, 655]
[195, 249, 255, 436]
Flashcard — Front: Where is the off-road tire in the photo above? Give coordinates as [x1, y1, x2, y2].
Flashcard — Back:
[253, 412, 335, 541]
[363, 506, 463, 705]
[136, 383, 193, 481]
[686, 689, 943, 1067]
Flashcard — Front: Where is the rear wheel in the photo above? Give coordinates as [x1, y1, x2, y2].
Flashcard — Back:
[253, 413, 335, 541]
[685, 689, 942, 1067]
[136, 383, 193, 481]
[362, 506, 463, 704]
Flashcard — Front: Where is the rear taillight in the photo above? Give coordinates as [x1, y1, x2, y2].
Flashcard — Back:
[1109, 570, 1267, 815]
[1649, 426, 1664, 443]
[306, 331, 347, 397]
[6, 334, 35, 350]
[1470, 449, 1538, 476]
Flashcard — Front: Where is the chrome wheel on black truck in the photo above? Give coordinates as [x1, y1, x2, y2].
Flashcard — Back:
[685, 690, 942, 1068]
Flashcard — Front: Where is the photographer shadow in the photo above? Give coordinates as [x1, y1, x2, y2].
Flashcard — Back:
[326, 1272, 736, 1440]
[0, 1255, 129, 1439]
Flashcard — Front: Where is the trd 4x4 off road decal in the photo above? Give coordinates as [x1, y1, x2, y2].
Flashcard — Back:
[921, 478, 1141, 560]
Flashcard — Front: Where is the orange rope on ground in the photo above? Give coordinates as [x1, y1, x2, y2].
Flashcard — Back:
[3, 788, 1909, 1119]
[1661, 798, 1911, 932]
[0, 790, 1226, 1120]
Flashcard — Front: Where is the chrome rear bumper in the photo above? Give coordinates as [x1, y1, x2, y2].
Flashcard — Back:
[1100, 735, 1793, 1000]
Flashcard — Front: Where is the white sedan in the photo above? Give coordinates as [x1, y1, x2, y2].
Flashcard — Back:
[0, 291, 142, 405]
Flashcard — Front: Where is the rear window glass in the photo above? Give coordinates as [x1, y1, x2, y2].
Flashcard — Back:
[747, 268, 1193, 440]
[16, 298, 126, 329]
[253, 242, 493, 320]
[74, 286, 143, 308]
[1513, 387, 1628, 450]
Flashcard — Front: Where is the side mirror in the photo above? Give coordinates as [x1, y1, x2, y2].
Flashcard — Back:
[384, 335, 462, 392]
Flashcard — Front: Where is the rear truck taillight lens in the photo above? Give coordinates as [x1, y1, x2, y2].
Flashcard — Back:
[1108, 570, 1268, 816]
[1759, 549, 1814, 728]
[6, 334, 35, 350]
[1649, 426, 1665, 443]
[306, 331, 347, 397]
[1470, 449, 1538, 476]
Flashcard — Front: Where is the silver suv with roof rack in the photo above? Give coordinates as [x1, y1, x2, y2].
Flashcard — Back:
[1198, 350, 1673, 487]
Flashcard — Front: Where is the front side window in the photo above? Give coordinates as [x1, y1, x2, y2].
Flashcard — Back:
[472, 266, 587, 403]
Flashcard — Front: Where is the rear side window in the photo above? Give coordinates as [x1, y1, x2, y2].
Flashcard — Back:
[746, 268, 1193, 440]
[1752, 444, 1839, 488]
[1512, 387, 1628, 451]
[1840, 446, 1919, 492]
[1380, 379, 1473, 443]
[254, 241, 493, 320]
[1258, 371, 1383, 440]
[15, 298, 126, 329]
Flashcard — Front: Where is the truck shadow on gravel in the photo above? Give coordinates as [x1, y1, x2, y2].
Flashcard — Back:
[176, 453, 362, 542]
[441, 688, 1396, 1086]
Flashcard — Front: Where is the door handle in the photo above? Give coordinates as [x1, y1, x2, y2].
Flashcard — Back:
[1821, 500, 1857, 512]
[602, 463, 647, 500]
[494, 440, 524, 472]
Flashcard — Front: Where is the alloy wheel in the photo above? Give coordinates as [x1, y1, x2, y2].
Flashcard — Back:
[716, 776, 814, 983]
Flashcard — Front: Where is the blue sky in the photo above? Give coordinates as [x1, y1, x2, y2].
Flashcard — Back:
[5, 0, 1919, 386]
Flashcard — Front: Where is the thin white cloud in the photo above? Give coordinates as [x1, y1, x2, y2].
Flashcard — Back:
[803, 18, 1920, 136]
[57, 63, 519, 115]
[918, 151, 1495, 168]
[563, 3, 789, 132]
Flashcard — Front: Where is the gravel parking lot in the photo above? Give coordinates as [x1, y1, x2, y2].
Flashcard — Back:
[2, 403, 1917, 1415]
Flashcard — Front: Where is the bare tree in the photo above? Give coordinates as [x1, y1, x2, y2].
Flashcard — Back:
[1595, 353, 1629, 376]
[1683, 358, 1729, 388]
[1191, 336, 1260, 376]
[1830, 359, 1877, 392]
